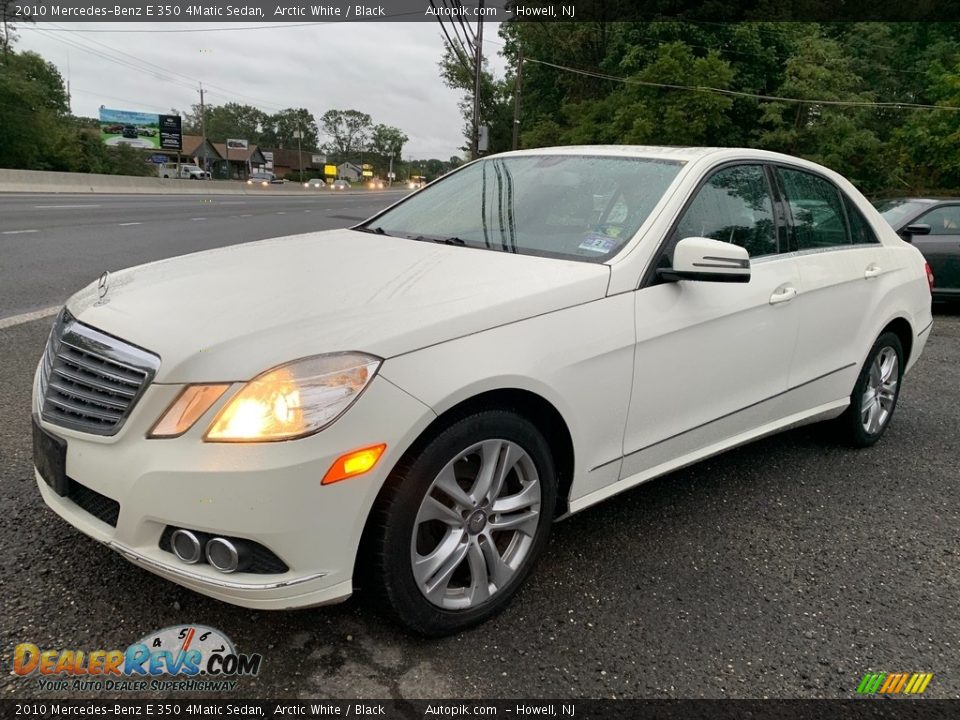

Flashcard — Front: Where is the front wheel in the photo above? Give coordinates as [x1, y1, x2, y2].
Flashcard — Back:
[364, 410, 557, 636]
[839, 332, 904, 447]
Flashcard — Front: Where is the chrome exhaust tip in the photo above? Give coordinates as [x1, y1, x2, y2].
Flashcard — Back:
[170, 529, 204, 564]
[205, 537, 249, 574]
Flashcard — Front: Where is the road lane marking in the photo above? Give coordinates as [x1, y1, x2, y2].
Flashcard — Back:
[276, 211, 286, 215]
[34, 204, 101, 209]
[0, 305, 60, 330]
[2, 229, 38, 235]
[118, 222, 142, 226]
[191, 217, 206, 221]
[239, 214, 252, 217]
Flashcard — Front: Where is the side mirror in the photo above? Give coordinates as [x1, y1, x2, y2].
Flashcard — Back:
[902, 223, 931, 239]
[657, 237, 751, 284]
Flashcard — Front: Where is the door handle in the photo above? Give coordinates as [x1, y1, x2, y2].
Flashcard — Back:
[769, 285, 797, 305]
[864, 264, 882, 279]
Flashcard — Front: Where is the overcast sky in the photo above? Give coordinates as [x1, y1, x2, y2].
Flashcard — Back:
[15, 22, 507, 160]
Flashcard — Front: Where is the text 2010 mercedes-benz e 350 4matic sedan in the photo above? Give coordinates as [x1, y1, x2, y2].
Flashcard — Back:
[33, 146, 933, 635]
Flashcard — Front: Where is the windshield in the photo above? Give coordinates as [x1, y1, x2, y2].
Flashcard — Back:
[362, 155, 683, 262]
[873, 199, 932, 225]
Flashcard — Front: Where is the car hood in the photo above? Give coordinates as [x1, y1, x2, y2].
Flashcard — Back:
[67, 229, 610, 383]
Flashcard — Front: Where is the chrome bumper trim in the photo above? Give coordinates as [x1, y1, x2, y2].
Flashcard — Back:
[104, 540, 327, 591]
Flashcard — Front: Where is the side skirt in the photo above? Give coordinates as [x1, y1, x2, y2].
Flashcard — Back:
[566, 399, 848, 516]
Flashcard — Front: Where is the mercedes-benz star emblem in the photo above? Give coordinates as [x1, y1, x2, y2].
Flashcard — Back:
[95, 270, 110, 305]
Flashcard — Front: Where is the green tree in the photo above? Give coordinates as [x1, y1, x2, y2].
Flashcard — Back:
[0, 50, 71, 170]
[262, 108, 319, 150]
[183, 102, 268, 144]
[320, 109, 372, 160]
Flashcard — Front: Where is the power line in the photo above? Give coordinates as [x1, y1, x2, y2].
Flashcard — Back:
[524, 57, 960, 112]
[39, 24, 294, 113]
[32, 27, 197, 92]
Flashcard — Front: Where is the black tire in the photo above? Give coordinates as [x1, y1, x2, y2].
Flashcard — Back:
[362, 409, 557, 636]
[839, 332, 904, 448]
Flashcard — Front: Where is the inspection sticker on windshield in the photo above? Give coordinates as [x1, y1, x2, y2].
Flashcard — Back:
[578, 234, 617, 254]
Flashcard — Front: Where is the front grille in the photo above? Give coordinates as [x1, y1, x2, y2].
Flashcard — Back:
[68, 479, 121, 527]
[159, 526, 290, 574]
[39, 310, 160, 436]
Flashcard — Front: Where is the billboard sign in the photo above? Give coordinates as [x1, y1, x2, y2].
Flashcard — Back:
[99, 107, 180, 150]
[158, 114, 182, 151]
[226, 138, 249, 150]
[324, 164, 337, 176]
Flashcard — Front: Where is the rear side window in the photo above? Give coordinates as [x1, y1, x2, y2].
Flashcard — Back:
[845, 196, 880, 244]
[777, 167, 851, 250]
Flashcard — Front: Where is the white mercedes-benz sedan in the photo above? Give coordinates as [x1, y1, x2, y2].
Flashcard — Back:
[32, 146, 933, 635]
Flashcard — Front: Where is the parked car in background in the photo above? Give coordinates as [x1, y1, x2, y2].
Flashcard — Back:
[104, 124, 124, 134]
[31, 146, 932, 636]
[121, 126, 138, 139]
[875, 198, 959, 301]
[332, 179, 350, 190]
[304, 178, 327, 189]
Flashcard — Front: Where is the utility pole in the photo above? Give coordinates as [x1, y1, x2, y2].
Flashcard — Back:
[295, 124, 303, 183]
[512, 46, 524, 151]
[198, 82, 207, 174]
[471, 0, 484, 159]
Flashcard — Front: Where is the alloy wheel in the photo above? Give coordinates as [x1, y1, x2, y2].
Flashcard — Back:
[410, 439, 541, 611]
[861, 346, 899, 435]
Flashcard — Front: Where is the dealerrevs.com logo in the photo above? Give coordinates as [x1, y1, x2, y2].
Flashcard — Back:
[856, 672, 934, 696]
[13, 625, 262, 692]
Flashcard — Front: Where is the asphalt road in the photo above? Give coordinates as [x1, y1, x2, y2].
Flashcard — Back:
[0, 190, 408, 319]
[0, 193, 958, 700]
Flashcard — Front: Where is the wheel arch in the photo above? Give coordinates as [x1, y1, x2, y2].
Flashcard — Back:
[356, 387, 576, 580]
[879, 316, 914, 366]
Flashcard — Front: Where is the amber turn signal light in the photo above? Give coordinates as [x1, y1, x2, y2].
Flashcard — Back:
[322, 444, 387, 485]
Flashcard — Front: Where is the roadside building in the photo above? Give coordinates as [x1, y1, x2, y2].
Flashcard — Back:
[262, 148, 327, 180]
[212, 143, 268, 180]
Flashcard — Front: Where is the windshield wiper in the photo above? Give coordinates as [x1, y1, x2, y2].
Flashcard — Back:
[407, 234, 466, 246]
[355, 225, 387, 235]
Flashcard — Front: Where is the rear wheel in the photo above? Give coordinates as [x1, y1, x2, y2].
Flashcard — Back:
[364, 410, 557, 636]
[839, 332, 904, 447]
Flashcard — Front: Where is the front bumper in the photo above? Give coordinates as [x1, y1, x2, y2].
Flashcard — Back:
[32, 371, 435, 609]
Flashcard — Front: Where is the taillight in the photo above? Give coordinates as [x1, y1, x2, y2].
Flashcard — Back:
[925, 262, 934, 293]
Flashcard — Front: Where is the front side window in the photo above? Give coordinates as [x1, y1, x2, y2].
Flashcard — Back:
[777, 167, 850, 250]
[360, 155, 683, 263]
[917, 206, 960, 235]
[672, 164, 777, 258]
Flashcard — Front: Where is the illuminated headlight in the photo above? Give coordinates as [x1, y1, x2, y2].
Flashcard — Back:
[204, 353, 381, 442]
[304, 182, 310, 188]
